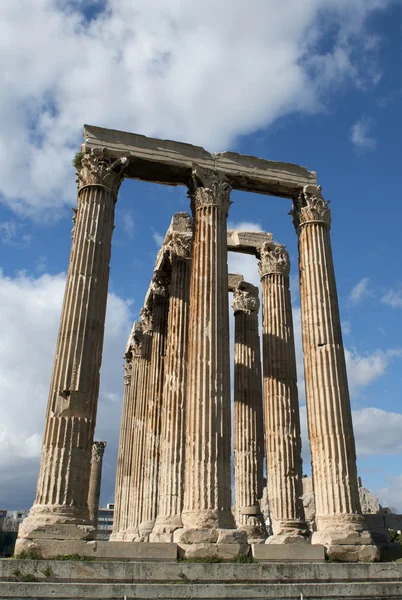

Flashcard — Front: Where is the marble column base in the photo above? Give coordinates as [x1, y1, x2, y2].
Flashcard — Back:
[17, 508, 95, 545]
[238, 524, 267, 544]
[150, 516, 183, 543]
[175, 527, 249, 559]
[138, 519, 155, 542]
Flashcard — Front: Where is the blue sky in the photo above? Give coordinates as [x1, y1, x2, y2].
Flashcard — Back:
[0, 0, 402, 513]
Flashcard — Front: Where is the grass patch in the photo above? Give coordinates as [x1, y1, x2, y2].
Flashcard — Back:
[54, 554, 97, 561]
[14, 547, 43, 560]
[21, 573, 39, 582]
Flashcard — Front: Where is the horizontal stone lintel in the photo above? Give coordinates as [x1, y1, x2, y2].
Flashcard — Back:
[227, 230, 274, 255]
[83, 125, 317, 198]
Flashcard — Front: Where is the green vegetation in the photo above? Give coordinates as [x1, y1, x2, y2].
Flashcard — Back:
[72, 151, 85, 170]
[14, 547, 43, 560]
[42, 565, 51, 577]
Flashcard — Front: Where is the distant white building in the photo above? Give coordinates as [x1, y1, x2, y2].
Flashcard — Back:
[97, 503, 114, 540]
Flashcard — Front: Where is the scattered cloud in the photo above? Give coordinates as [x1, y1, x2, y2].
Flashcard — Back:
[0, 0, 392, 217]
[152, 230, 164, 247]
[350, 115, 377, 150]
[0, 220, 31, 246]
[0, 269, 132, 508]
[353, 408, 402, 457]
[381, 288, 402, 309]
[342, 320, 351, 335]
[376, 475, 402, 512]
[348, 276, 371, 305]
[122, 211, 135, 239]
[345, 347, 402, 393]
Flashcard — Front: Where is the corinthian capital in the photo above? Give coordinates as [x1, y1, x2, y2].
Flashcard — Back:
[232, 282, 260, 314]
[188, 167, 232, 215]
[140, 306, 154, 332]
[258, 243, 290, 278]
[167, 232, 193, 260]
[291, 184, 331, 231]
[92, 441, 107, 462]
[151, 269, 170, 299]
[76, 148, 129, 195]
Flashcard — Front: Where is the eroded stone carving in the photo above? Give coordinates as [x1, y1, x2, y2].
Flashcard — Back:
[291, 184, 331, 231]
[91, 441, 106, 463]
[76, 148, 129, 194]
[232, 282, 260, 314]
[189, 167, 232, 215]
[258, 243, 290, 278]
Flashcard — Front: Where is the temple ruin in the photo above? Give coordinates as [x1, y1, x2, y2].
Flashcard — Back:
[16, 125, 379, 562]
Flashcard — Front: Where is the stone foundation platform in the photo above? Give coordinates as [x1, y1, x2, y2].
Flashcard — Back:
[0, 560, 401, 599]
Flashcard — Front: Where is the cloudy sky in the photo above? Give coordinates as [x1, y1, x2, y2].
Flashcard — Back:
[1, 0, 402, 513]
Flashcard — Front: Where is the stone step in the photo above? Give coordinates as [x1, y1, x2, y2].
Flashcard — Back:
[0, 580, 402, 599]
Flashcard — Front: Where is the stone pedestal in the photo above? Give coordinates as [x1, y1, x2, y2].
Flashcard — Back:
[125, 310, 153, 541]
[232, 282, 267, 543]
[16, 150, 127, 552]
[259, 243, 308, 544]
[151, 216, 193, 543]
[174, 168, 242, 556]
[139, 272, 170, 540]
[88, 441, 106, 529]
[292, 185, 378, 561]
[111, 323, 142, 541]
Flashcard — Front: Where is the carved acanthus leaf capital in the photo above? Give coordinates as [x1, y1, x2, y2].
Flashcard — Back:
[151, 270, 170, 299]
[232, 283, 260, 314]
[258, 243, 290, 278]
[166, 232, 193, 260]
[92, 441, 107, 462]
[76, 148, 129, 195]
[140, 306, 154, 332]
[188, 167, 232, 215]
[123, 359, 132, 384]
[290, 184, 331, 231]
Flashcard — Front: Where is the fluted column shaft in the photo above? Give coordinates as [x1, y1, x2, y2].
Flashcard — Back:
[88, 441, 106, 529]
[111, 325, 142, 539]
[125, 313, 153, 540]
[139, 274, 170, 539]
[181, 169, 234, 532]
[19, 151, 127, 543]
[293, 184, 366, 542]
[151, 234, 192, 542]
[233, 284, 266, 541]
[259, 243, 307, 541]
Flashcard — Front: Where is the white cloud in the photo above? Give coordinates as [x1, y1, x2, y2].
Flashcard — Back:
[348, 276, 371, 305]
[122, 211, 134, 239]
[0, 269, 132, 508]
[152, 230, 164, 247]
[345, 347, 402, 393]
[0, 0, 391, 217]
[350, 116, 377, 150]
[342, 320, 351, 335]
[352, 407, 402, 457]
[376, 475, 402, 512]
[381, 288, 402, 309]
[0, 221, 31, 246]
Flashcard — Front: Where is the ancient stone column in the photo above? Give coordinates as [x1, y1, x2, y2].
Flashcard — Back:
[292, 184, 377, 560]
[125, 309, 153, 541]
[17, 149, 127, 550]
[259, 242, 308, 544]
[88, 441, 107, 529]
[151, 215, 193, 543]
[111, 323, 142, 540]
[138, 271, 170, 540]
[175, 168, 245, 555]
[232, 282, 267, 543]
